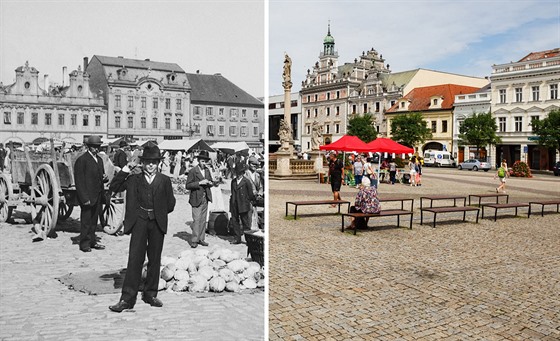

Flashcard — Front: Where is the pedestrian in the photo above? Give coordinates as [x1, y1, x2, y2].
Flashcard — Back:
[389, 159, 397, 185]
[74, 135, 108, 252]
[172, 151, 183, 178]
[108, 141, 176, 313]
[229, 162, 255, 244]
[113, 140, 129, 171]
[353, 155, 363, 188]
[328, 152, 344, 206]
[495, 159, 509, 193]
[363, 157, 375, 184]
[415, 158, 422, 186]
[0, 143, 6, 173]
[408, 157, 417, 186]
[245, 156, 263, 229]
[345, 176, 381, 230]
[185, 150, 218, 248]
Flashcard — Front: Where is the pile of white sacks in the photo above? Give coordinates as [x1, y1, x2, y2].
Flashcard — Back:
[149, 246, 265, 293]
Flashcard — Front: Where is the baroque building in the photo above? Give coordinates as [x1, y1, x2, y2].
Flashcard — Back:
[86, 55, 191, 143]
[490, 48, 560, 170]
[186, 72, 264, 151]
[0, 61, 106, 146]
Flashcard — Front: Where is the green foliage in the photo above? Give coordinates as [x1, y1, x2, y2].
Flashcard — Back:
[531, 109, 560, 153]
[458, 112, 502, 159]
[390, 112, 432, 149]
[347, 113, 377, 142]
[509, 160, 532, 178]
[394, 157, 406, 168]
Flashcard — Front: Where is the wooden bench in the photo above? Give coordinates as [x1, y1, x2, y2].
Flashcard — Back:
[468, 193, 509, 206]
[420, 195, 467, 209]
[528, 200, 560, 217]
[481, 203, 530, 221]
[420, 206, 480, 228]
[341, 209, 413, 235]
[285, 200, 351, 220]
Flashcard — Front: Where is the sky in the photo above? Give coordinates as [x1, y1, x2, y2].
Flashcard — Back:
[0, 0, 265, 98]
[269, 0, 560, 96]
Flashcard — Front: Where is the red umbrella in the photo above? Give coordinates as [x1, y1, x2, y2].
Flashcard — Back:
[365, 138, 414, 154]
[319, 135, 369, 152]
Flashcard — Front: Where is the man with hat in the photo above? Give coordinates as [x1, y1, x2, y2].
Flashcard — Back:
[185, 150, 219, 248]
[74, 135, 108, 252]
[229, 162, 256, 244]
[108, 141, 176, 312]
[113, 140, 129, 171]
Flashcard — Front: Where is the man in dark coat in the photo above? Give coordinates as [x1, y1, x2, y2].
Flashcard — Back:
[74, 135, 108, 252]
[0, 143, 6, 172]
[229, 162, 255, 244]
[185, 150, 219, 248]
[113, 140, 129, 170]
[109, 141, 176, 312]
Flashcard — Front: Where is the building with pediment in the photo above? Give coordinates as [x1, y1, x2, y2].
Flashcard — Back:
[0, 61, 106, 146]
[86, 55, 191, 143]
[490, 48, 560, 170]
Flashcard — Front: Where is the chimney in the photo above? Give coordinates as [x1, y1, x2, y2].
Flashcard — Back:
[62, 66, 67, 86]
[44, 74, 49, 90]
[83, 57, 89, 72]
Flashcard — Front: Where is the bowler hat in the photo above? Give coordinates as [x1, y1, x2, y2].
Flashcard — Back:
[139, 141, 162, 160]
[197, 150, 211, 160]
[119, 140, 128, 148]
[86, 135, 103, 146]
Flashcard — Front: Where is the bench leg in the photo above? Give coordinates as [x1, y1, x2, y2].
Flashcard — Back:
[481, 206, 485, 219]
[409, 213, 413, 229]
[337, 204, 341, 214]
[420, 210, 424, 225]
[463, 211, 466, 222]
[397, 215, 400, 228]
[341, 215, 345, 232]
[494, 207, 498, 222]
[515, 207, 518, 217]
[475, 209, 479, 223]
[285, 202, 289, 217]
[432, 213, 437, 228]
[528, 204, 532, 218]
[294, 206, 298, 220]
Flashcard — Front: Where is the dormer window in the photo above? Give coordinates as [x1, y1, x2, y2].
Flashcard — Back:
[433, 99, 438, 105]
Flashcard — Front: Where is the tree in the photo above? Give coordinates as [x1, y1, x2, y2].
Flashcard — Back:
[390, 112, 432, 150]
[458, 112, 502, 159]
[347, 113, 377, 142]
[531, 109, 560, 154]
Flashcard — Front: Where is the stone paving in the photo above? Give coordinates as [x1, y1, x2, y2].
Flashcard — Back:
[0, 186, 264, 341]
[269, 168, 559, 340]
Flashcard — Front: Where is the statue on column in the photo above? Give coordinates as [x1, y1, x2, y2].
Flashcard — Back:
[278, 118, 292, 152]
[311, 120, 323, 151]
[282, 53, 292, 89]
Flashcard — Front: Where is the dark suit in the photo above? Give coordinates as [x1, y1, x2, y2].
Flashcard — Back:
[185, 165, 213, 244]
[229, 175, 255, 241]
[74, 151, 105, 251]
[110, 169, 176, 304]
[113, 148, 128, 169]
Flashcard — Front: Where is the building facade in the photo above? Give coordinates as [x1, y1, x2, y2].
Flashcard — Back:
[268, 92, 301, 153]
[490, 48, 560, 170]
[86, 55, 191, 143]
[186, 72, 264, 152]
[0, 61, 106, 146]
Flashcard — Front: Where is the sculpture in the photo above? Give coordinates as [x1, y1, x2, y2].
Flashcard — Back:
[282, 53, 292, 88]
[278, 118, 292, 151]
[311, 121, 323, 151]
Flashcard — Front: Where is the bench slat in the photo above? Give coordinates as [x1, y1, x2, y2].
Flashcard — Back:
[341, 210, 413, 234]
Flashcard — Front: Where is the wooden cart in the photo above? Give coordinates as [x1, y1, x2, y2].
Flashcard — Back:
[0, 140, 124, 240]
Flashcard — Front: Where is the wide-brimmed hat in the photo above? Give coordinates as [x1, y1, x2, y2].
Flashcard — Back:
[248, 156, 259, 165]
[197, 150, 211, 160]
[86, 135, 103, 146]
[139, 141, 162, 160]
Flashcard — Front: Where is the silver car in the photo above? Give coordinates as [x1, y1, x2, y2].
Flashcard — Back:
[458, 159, 492, 172]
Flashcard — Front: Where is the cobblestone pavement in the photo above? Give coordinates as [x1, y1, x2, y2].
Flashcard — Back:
[0, 186, 264, 341]
[269, 168, 559, 340]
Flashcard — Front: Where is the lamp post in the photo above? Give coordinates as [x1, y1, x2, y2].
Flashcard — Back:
[181, 123, 198, 137]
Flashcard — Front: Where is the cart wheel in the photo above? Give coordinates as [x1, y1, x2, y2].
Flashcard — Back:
[0, 173, 14, 223]
[31, 164, 60, 238]
[58, 202, 74, 220]
[101, 192, 125, 235]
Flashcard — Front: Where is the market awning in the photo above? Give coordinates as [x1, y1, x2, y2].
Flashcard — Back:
[157, 138, 214, 152]
[211, 141, 250, 154]
[319, 135, 370, 152]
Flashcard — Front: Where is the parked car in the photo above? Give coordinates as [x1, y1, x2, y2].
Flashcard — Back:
[553, 161, 560, 176]
[458, 159, 492, 171]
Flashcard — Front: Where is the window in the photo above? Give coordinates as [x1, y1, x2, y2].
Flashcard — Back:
[433, 99, 438, 106]
[515, 87, 523, 102]
[400, 102, 405, 108]
[152, 117, 158, 129]
[58, 114, 64, 125]
[194, 106, 202, 116]
[306, 125, 310, 134]
[352, 105, 357, 114]
[165, 117, 171, 129]
[253, 110, 258, 118]
[176, 119, 181, 130]
[95, 115, 101, 127]
[229, 108, 238, 119]
[128, 96, 133, 108]
[165, 98, 171, 110]
[363, 103, 368, 113]
[70, 114, 77, 126]
[253, 126, 258, 136]
[31, 112, 39, 125]
[241, 109, 247, 118]
[45, 113, 51, 125]
[326, 107, 330, 116]
[390, 100, 396, 107]
[307, 95, 310, 103]
[207, 125, 214, 136]
[306, 110, 310, 118]
[206, 107, 213, 116]
[431, 121, 437, 133]
[532, 86, 540, 101]
[17, 112, 24, 125]
[314, 108, 318, 117]
[551, 84, 558, 100]
[176, 99, 182, 110]
[229, 126, 237, 136]
[141, 97, 146, 109]
[314, 94, 318, 102]
[219, 125, 225, 136]
[241, 126, 247, 136]
[327, 92, 330, 100]
[325, 124, 330, 134]
[3, 112, 11, 124]
[530, 116, 539, 130]
[83, 115, 89, 126]
[128, 116, 133, 129]
[115, 95, 121, 108]
[499, 89, 506, 104]
[115, 116, 121, 128]
[514, 116, 522, 132]
[336, 91, 340, 99]
[336, 106, 340, 115]
[141, 117, 146, 128]
[335, 123, 340, 134]
[375, 102, 380, 112]
[153, 98, 158, 109]
[219, 108, 224, 117]
[498, 117, 506, 132]
[442, 120, 448, 133]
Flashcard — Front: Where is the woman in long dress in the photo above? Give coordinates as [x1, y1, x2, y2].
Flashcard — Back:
[172, 151, 183, 178]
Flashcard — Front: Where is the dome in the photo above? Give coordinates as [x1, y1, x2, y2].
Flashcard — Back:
[324, 33, 335, 44]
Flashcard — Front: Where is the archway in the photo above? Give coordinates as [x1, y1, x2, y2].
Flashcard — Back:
[422, 142, 444, 152]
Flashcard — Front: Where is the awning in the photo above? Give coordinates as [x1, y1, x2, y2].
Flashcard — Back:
[157, 138, 214, 152]
[211, 141, 250, 154]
